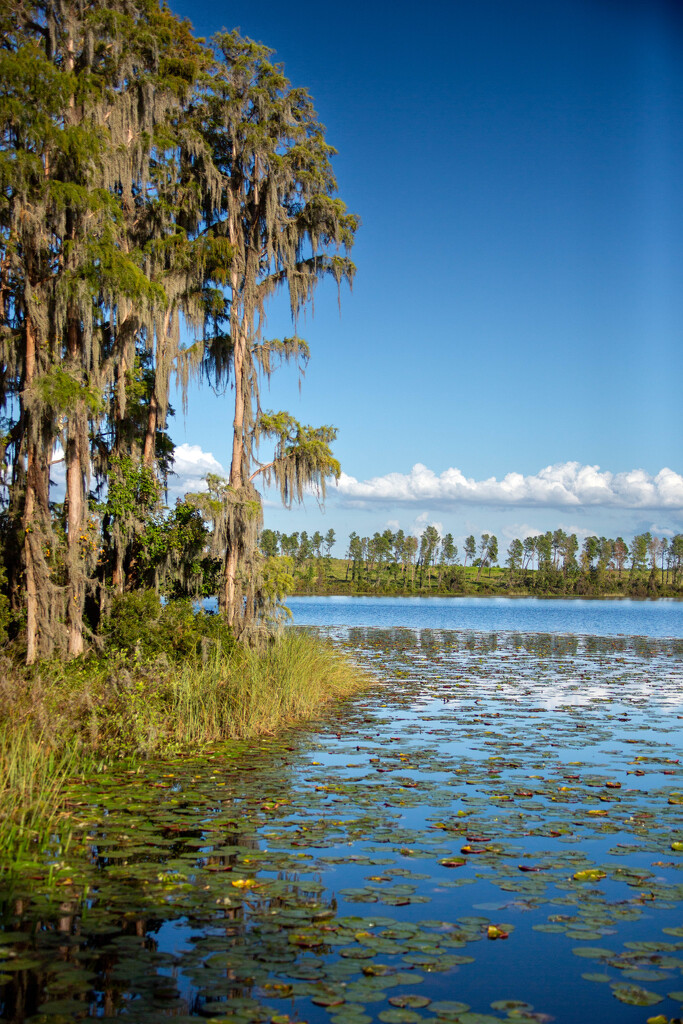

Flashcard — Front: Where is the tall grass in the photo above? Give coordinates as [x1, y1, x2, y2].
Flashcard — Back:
[168, 630, 368, 745]
[0, 725, 81, 857]
[0, 625, 373, 854]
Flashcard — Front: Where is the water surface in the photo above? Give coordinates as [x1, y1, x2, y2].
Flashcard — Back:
[1, 625, 682, 1024]
[287, 595, 683, 638]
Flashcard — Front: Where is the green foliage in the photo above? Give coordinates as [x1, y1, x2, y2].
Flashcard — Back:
[255, 412, 341, 504]
[77, 233, 167, 305]
[104, 455, 160, 521]
[103, 591, 234, 662]
[33, 367, 103, 415]
[0, 565, 10, 645]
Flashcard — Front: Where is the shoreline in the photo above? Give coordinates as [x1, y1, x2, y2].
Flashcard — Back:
[290, 588, 682, 602]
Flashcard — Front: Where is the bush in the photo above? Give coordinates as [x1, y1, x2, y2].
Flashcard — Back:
[0, 565, 10, 645]
[102, 590, 235, 662]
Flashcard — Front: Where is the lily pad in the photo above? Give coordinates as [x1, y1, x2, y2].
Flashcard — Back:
[378, 1011, 425, 1023]
[611, 984, 663, 1006]
[429, 1001, 471, 1015]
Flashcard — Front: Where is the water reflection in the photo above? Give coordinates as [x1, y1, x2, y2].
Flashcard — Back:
[287, 594, 683, 638]
[1, 627, 682, 1024]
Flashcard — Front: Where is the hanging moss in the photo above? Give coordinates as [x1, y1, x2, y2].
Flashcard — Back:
[1, 6, 356, 661]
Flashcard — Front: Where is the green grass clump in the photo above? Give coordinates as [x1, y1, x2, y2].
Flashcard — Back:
[167, 630, 367, 745]
[0, 725, 82, 857]
[0, 594, 372, 855]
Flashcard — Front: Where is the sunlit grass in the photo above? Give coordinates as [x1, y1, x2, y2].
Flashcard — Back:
[169, 630, 369, 744]
[0, 725, 80, 856]
[0, 629, 373, 854]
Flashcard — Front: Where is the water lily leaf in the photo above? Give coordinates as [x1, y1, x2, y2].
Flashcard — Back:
[378, 1011, 424, 1023]
[429, 1000, 471, 1015]
[611, 984, 663, 1006]
[388, 995, 432, 1008]
[330, 1014, 373, 1024]
[573, 869, 606, 882]
[456, 1015, 504, 1024]
[311, 994, 346, 1007]
[327, 1011, 370, 1019]
[489, 1001, 533, 1012]
[0, 957, 43, 971]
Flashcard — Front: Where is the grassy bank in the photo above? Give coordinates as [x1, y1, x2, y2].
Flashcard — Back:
[0, 594, 371, 857]
[291, 558, 682, 599]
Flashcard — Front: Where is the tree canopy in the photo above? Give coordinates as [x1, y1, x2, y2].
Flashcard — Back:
[0, 0, 356, 661]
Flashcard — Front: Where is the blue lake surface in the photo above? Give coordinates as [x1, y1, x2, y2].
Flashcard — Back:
[3, 600, 682, 1023]
[286, 594, 683, 637]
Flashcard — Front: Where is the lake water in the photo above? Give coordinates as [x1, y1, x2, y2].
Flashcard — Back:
[286, 595, 683, 638]
[1, 605, 682, 1023]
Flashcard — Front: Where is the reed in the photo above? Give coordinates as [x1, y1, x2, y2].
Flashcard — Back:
[0, 628, 373, 853]
[167, 630, 368, 745]
[0, 725, 81, 857]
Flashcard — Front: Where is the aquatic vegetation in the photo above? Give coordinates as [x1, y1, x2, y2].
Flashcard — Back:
[0, 726, 82, 857]
[0, 632, 370, 851]
[0, 626, 682, 1023]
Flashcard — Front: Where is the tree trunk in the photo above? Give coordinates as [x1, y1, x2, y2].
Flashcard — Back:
[22, 317, 53, 664]
[24, 442, 52, 664]
[65, 317, 86, 657]
[224, 288, 247, 627]
[66, 432, 84, 656]
[142, 308, 173, 468]
[24, 455, 39, 666]
[142, 391, 158, 468]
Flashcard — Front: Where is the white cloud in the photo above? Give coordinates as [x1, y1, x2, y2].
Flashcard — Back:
[335, 462, 683, 511]
[501, 522, 543, 541]
[410, 512, 444, 538]
[168, 443, 226, 497]
[648, 523, 676, 538]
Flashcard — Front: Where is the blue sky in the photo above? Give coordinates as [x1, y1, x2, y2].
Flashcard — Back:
[166, 0, 683, 553]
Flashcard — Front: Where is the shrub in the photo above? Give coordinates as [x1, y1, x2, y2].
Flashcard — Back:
[102, 590, 235, 662]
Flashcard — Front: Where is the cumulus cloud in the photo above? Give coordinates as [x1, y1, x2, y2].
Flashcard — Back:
[411, 511, 444, 538]
[168, 443, 226, 497]
[335, 462, 683, 511]
[501, 522, 543, 542]
[648, 523, 676, 538]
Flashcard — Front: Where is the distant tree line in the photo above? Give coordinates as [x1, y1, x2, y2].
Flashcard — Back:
[260, 526, 683, 597]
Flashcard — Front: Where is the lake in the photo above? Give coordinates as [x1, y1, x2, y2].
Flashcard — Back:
[1, 599, 682, 1023]
[286, 595, 683, 638]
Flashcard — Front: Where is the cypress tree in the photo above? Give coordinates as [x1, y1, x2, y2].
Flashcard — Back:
[1, 8, 355, 658]
[0, 0, 208, 659]
[195, 32, 357, 636]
